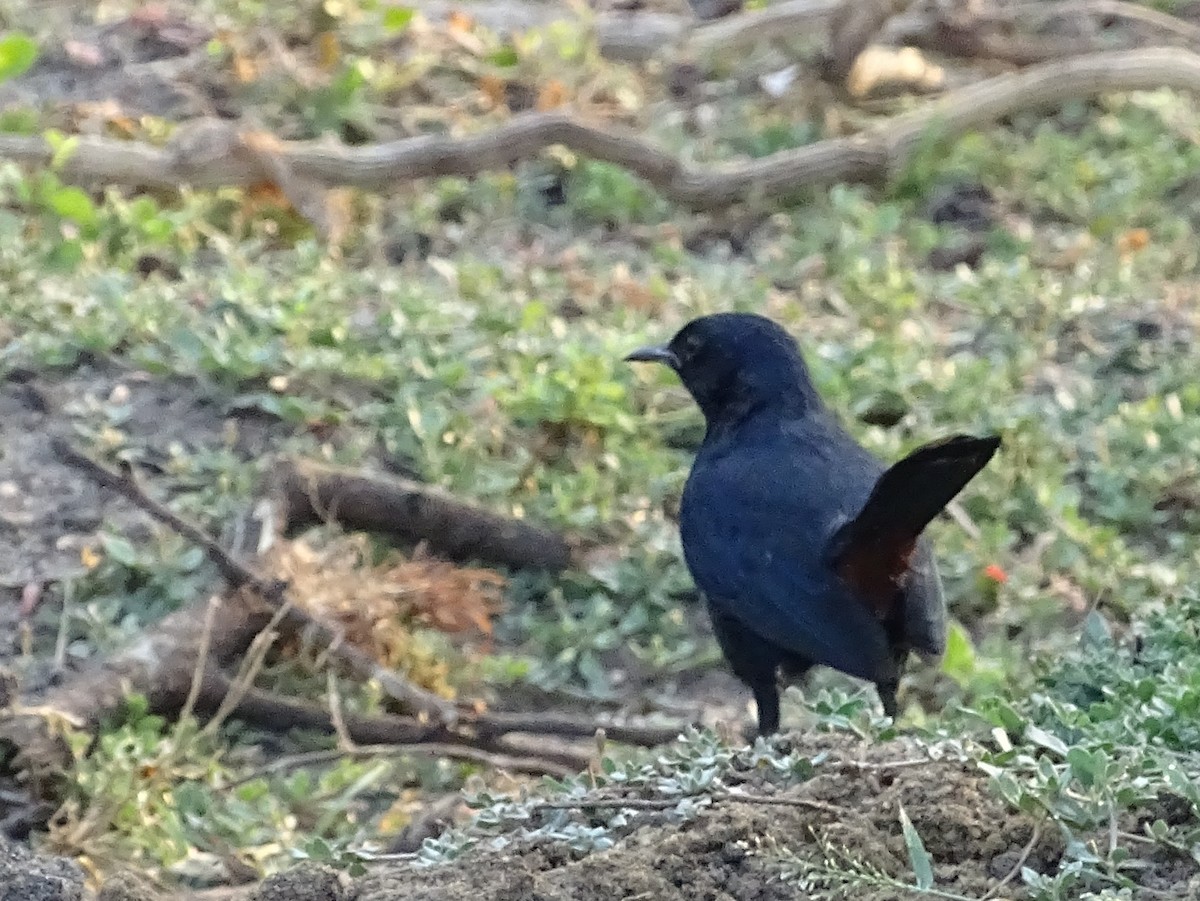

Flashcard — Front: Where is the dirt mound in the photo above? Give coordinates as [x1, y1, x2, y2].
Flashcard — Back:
[335, 756, 1048, 901]
[4, 732, 1055, 901]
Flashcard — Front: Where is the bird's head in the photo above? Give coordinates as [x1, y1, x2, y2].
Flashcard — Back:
[625, 313, 821, 426]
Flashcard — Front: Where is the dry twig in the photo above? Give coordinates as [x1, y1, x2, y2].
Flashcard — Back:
[51, 437, 456, 723]
[532, 788, 851, 818]
[226, 742, 579, 784]
[981, 821, 1044, 900]
[2, 439, 694, 793]
[597, 0, 840, 63]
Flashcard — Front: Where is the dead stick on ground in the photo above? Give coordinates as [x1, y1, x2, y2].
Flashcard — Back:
[179, 594, 221, 724]
[598, 0, 1200, 65]
[472, 710, 686, 747]
[50, 438, 285, 601]
[3, 50, 1199, 210]
[597, 0, 840, 63]
[1001, 1, 1200, 43]
[275, 458, 572, 570]
[50, 437, 456, 723]
[198, 600, 289, 739]
[225, 742, 579, 785]
[326, 672, 356, 752]
[193, 668, 680, 761]
[0, 591, 270, 780]
[533, 789, 851, 818]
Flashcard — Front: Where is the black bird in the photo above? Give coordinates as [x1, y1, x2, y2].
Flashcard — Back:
[627, 313, 1000, 735]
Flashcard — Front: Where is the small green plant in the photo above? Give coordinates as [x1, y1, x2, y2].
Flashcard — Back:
[567, 162, 670, 227]
[0, 32, 37, 82]
[53, 696, 398, 878]
[45, 534, 211, 659]
[965, 591, 1200, 896]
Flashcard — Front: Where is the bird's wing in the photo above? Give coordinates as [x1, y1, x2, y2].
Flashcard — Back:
[827, 434, 1000, 620]
[680, 449, 894, 684]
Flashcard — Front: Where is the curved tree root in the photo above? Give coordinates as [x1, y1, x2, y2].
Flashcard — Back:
[0, 49, 1197, 211]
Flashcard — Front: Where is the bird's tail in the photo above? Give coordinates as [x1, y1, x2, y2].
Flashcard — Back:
[829, 434, 1001, 613]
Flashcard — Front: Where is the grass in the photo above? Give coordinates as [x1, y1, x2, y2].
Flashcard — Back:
[1, 4, 1199, 891]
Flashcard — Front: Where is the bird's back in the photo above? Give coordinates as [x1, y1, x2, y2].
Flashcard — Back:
[680, 407, 946, 681]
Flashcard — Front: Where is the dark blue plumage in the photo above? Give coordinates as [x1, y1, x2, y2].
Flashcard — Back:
[627, 313, 999, 734]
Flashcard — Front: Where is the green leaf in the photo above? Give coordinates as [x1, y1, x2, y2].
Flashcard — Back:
[45, 131, 79, 169]
[304, 837, 333, 860]
[898, 803, 934, 890]
[0, 33, 37, 83]
[1164, 762, 1200, 804]
[177, 546, 206, 571]
[48, 186, 97, 226]
[101, 534, 139, 567]
[0, 106, 38, 134]
[382, 6, 415, 32]
[1081, 609, 1113, 649]
[1066, 747, 1097, 788]
[940, 621, 976, 685]
[1025, 724, 1069, 758]
[46, 237, 84, 270]
[487, 45, 519, 68]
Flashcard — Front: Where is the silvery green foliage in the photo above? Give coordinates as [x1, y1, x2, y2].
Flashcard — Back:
[968, 592, 1200, 899]
[418, 593, 1200, 899]
[415, 726, 836, 865]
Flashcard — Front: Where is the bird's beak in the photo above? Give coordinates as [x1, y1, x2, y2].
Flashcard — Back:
[624, 345, 679, 368]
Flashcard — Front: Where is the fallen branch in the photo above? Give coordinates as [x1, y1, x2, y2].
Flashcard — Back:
[1, 50, 1198, 209]
[195, 673, 436, 743]
[597, 0, 839, 64]
[50, 442, 696, 747]
[1002, 0, 1200, 44]
[0, 591, 271, 780]
[899, 18, 1100, 67]
[50, 438, 457, 723]
[893, 0, 1200, 67]
[50, 438, 285, 602]
[472, 709, 685, 747]
[275, 458, 572, 571]
[199, 668, 681, 756]
[598, 0, 1200, 65]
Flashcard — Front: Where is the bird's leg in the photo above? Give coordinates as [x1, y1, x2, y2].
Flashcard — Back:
[876, 680, 899, 719]
[773, 657, 814, 729]
[706, 605, 786, 736]
[751, 680, 781, 736]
